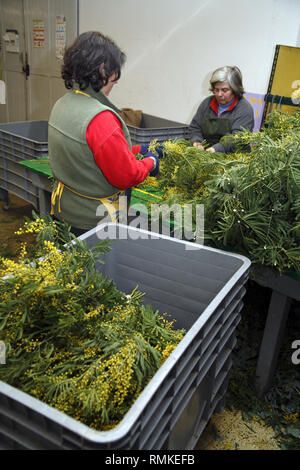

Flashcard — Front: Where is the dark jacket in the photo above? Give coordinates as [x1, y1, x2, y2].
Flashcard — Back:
[189, 95, 254, 153]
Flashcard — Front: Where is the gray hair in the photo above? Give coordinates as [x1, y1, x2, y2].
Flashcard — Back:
[209, 66, 245, 98]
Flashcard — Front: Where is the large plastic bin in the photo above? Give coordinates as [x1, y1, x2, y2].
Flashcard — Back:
[0, 156, 41, 208]
[0, 224, 250, 450]
[128, 113, 190, 145]
[0, 121, 48, 159]
[0, 116, 190, 209]
[0, 121, 48, 209]
[18, 159, 53, 214]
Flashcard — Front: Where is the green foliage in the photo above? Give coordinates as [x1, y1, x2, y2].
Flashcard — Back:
[140, 109, 300, 273]
[0, 217, 185, 430]
[203, 115, 300, 273]
[154, 139, 250, 205]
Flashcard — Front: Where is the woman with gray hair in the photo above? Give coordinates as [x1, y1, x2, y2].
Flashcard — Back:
[189, 66, 254, 153]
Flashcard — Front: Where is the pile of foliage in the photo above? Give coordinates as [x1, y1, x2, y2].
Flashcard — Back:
[139, 109, 300, 273]
[204, 109, 300, 273]
[141, 138, 249, 205]
[0, 216, 185, 430]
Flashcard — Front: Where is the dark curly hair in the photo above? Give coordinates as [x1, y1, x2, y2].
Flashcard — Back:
[62, 31, 126, 92]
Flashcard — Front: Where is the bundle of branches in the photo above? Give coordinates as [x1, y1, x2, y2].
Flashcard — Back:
[140, 138, 251, 206]
[0, 216, 185, 430]
[137, 110, 300, 272]
[203, 109, 300, 273]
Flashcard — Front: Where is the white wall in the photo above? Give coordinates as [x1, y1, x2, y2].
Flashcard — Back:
[79, 0, 300, 123]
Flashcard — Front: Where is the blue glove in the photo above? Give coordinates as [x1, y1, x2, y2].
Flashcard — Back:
[139, 144, 149, 155]
[146, 153, 160, 177]
[140, 144, 164, 158]
[154, 145, 164, 158]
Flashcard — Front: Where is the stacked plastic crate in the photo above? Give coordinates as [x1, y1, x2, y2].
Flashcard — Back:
[0, 121, 48, 209]
[0, 115, 190, 213]
[0, 224, 251, 450]
[128, 113, 190, 145]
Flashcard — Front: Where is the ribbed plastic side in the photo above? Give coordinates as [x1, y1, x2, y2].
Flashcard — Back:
[0, 225, 250, 450]
[0, 116, 191, 208]
[0, 154, 39, 208]
[0, 121, 48, 209]
[128, 113, 190, 145]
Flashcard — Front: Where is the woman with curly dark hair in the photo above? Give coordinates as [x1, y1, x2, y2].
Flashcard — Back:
[48, 31, 159, 235]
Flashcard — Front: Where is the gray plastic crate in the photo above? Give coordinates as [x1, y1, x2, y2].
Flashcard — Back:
[0, 156, 40, 209]
[128, 113, 191, 145]
[0, 117, 190, 209]
[0, 224, 250, 450]
[0, 121, 48, 159]
[0, 121, 48, 208]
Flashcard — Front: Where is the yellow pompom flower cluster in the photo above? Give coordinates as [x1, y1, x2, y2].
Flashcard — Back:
[14, 217, 50, 235]
[0, 219, 185, 431]
[137, 137, 255, 211]
[283, 412, 299, 424]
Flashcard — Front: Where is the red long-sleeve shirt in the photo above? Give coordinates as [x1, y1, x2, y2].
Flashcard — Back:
[86, 110, 154, 190]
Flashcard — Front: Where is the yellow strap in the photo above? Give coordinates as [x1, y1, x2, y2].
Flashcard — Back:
[51, 181, 125, 222]
[133, 187, 163, 200]
[51, 181, 64, 214]
[134, 187, 184, 208]
[74, 90, 91, 98]
[100, 192, 127, 223]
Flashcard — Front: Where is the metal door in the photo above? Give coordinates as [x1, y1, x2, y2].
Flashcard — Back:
[0, 0, 27, 123]
[0, 0, 78, 123]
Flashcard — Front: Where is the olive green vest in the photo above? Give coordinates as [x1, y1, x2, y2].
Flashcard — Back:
[201, 116, 232, 146]
[48, 85, 132, 229]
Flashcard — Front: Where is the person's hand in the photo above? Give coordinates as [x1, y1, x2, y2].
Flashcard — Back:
[147, 153, 160, 177]
[140, 143, 164, 158]
[206, 147, 216, 153]
[140, 144, 149, 155]
[153, 145, 164, 158]
[193, 142, 205, 150]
